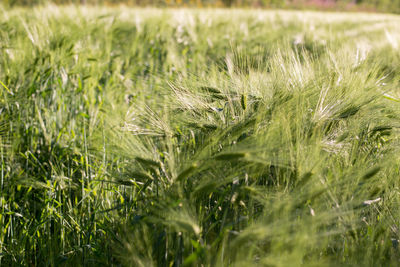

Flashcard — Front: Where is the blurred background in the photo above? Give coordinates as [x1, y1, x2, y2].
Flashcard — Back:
[3, 0, 400, 13]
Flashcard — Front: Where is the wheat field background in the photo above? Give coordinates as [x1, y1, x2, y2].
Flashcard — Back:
[1, 6, 400, 266]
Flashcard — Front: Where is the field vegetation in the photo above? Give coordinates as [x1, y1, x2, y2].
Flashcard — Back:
[1, 6, 400, 266]
[4, 0, 400, 14]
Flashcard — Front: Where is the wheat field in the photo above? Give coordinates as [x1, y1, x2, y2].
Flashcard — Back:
[1, 6, 400, 266]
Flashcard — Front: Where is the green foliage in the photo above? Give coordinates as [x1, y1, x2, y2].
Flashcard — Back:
[1, 7, 400, 266]
[2, 0, 400, 14]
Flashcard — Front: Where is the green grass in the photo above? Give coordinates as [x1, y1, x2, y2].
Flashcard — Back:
[1, 6, 400, 266]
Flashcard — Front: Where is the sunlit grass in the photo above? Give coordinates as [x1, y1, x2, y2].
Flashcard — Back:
[0, 5, 400, 266]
